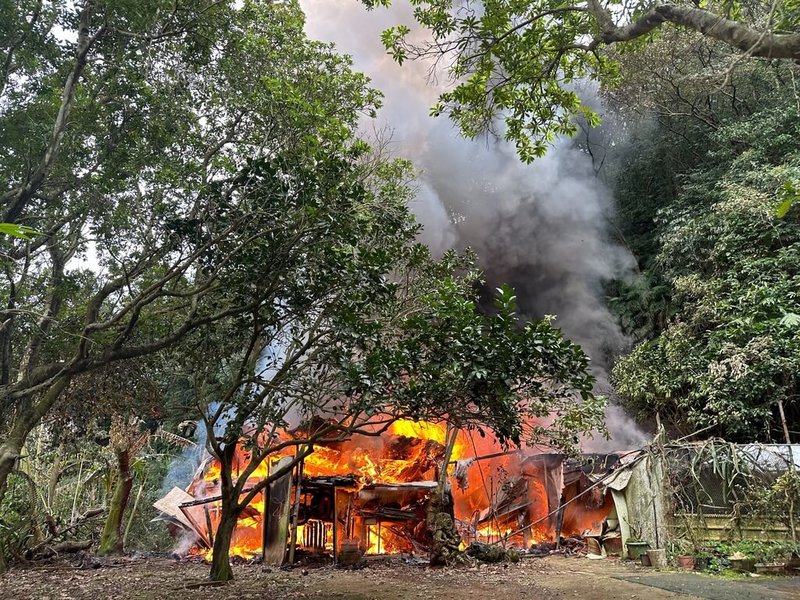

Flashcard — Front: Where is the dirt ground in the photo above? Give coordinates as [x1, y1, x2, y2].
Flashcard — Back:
[1, 554, 798, 600]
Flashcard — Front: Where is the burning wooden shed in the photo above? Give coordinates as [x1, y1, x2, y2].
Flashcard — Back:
[154, 420, 644, 564]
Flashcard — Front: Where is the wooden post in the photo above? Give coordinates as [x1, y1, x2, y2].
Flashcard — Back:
[204, 505, 215, 547]
[778, 400, 793, 446]
[287, 458, 304, 565]
[777, 400, 797, 543]
[261, 459, 271, 562]
[332, 486, 338, 565]
[521, 514, 530, 548]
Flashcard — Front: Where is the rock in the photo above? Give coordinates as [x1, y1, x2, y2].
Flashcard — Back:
[465, 542, 519, 564]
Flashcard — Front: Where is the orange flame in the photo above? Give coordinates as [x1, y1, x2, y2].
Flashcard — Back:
[184, 418, 610, 560]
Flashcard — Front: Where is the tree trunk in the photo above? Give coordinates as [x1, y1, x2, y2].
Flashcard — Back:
[98, 449, 133, 555]
[47, 442, 64, 512]
[427, 425, 462, 566]
[209, 442, 239, 582]
[0, 376, 70, 505]
[209, 494, 239, 582]
[587, 0, 800, 60]
[426, 486, 461, 566]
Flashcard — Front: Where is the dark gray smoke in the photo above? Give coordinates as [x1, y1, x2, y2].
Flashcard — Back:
[302, 0, 646, 449]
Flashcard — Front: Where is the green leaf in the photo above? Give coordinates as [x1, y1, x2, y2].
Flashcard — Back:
[776, 198, 794, 218]
[779, 312, 800, 328]
[0, 223, 39, 239]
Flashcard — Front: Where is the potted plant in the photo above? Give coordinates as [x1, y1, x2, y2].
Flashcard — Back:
[676, 554, 695, 569]
[785, 547, 800, 574]
[693, 550, 712, 571]
[672, 539, 696, 570]
[729, 551, 755, 573]
[624, 522, 650, 561]
[753, 543, 792, 574]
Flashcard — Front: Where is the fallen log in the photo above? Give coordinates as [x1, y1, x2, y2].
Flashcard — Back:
[52, 540, 92, 553]
[34, 540, 93, 558]
[27, 507, 106, 558]
[180, 580, 228, 590]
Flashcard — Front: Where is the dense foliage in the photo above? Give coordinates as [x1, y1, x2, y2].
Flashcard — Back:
[0, 0, 380, 502]
[609, 38, 800, 441]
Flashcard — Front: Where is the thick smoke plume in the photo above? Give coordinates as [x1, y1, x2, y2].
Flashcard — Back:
[301, 1, 646, 450]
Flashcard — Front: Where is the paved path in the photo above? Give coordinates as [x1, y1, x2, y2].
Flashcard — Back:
[531, 555, 800, 600]
[614, 573, 800, 600]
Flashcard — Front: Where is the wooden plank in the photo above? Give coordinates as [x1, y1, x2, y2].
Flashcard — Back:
[263, 457, 293, 566]
[153, 487, 196, 531]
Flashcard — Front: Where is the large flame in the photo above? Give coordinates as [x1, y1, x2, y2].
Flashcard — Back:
[183, 419, 609, 561]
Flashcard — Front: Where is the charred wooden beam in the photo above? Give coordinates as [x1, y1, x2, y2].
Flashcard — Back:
[178, 487, 256, 508]
[357, 507, 421, 522]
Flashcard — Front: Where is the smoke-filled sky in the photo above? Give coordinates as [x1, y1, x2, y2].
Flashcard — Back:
[301, 0, 646, 449]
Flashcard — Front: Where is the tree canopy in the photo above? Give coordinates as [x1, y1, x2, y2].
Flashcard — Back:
[0, 0, 380, 500]
[363, 0, 800, 161]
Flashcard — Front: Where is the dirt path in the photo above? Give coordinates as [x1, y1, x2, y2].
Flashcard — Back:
[0, 555, 797, 600]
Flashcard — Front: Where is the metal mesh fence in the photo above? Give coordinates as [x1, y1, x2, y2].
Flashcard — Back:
[664, 442, 798, 519]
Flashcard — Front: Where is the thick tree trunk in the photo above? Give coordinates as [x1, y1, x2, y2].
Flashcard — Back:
[209, 496, 238, 582]
[0, 434, 24, 507]
[0, 376, 70, 505]
[427, 426, 462, 566]
[209, 442, 239, 582]
[98, 449, 133, 555]
[426, 487, 461, 566]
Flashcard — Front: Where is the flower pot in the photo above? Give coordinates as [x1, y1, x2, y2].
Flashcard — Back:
[640, 554, 651, 567]
[730, 558, 755, 573]
[754, 563, 785, 575]
[647, 548, 667, 568]
[785, 553, 800, 574]
[677, 555, 695, 570]
[694, 556, 709, 571]
[626, 541, 650, 561]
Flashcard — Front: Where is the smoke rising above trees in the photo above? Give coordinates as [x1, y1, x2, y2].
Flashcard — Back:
[303, 0, 644, 449]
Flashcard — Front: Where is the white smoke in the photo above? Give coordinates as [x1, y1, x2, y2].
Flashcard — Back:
[301, 0, 646, 449]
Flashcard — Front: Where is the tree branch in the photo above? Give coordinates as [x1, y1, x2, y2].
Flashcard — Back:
[589, 2, 800, 60]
